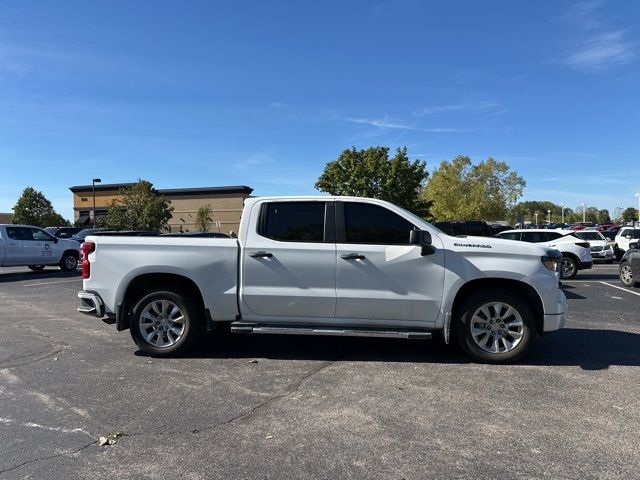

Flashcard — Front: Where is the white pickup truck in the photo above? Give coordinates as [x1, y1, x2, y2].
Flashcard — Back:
[77, 197, 567, 363]
[0, 224, 80, 271]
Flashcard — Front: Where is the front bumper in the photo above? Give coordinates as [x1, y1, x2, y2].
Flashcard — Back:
[543, 288, 567, 332]
[78, 290, 105, 317]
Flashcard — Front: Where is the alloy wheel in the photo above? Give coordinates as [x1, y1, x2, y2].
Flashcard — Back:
[470, 302, 524, 353]
[138, 300, 186, 348]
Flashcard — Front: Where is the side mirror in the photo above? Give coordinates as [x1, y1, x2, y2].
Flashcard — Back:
[53, 237, 59, 244]
[410, 229, 432, 245]
[409, 230, 436, 256]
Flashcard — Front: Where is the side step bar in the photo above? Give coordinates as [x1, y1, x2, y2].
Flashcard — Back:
[230, 322, 432, 339]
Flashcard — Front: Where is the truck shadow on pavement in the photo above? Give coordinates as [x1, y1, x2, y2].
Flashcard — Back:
[0, 270, 80, 283]
[148, 327, 640, 370]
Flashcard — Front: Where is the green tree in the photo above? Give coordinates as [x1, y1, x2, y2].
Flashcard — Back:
[315, 146, 431, 217]
[12, 187, 70, 227]
[105, 180, 173, 231]
[622, 207, 638, 223]
[195, 204, 214, 232]
[424, 155, 525, 221]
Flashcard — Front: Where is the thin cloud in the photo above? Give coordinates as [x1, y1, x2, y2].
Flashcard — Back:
[413, 101, 504, 116]
[344, 116, 467, 133]
[565, 30, 634, 69]
[560, 1, 635, 70]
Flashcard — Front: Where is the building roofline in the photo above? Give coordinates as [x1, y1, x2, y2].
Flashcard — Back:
[69, 183, 253, 195]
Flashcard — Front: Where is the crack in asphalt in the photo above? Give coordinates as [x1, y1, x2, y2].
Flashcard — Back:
[125, 359, 335, 439]
[0, 360, 336, 474]
[0, 440, 97, 475]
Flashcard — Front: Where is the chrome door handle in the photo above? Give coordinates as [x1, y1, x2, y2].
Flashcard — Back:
[249, 251, 273, 258]
[341, 253, 365, 260]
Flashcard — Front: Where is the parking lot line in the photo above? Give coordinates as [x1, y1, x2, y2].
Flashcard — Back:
[599, 281, 640, 297]
[22, 279, 82, 287]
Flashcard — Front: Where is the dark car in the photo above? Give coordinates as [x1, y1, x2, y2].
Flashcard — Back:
[69, 228, 110, 243]
[45, 227, 82, 239]
[93, 230, 160, 237]
[619, 242, 640, 288]
[163, 232, 230, 238]
[433, 220, 493, 237]
[487, 223, 514, 236]
[602, 226, 621, 241]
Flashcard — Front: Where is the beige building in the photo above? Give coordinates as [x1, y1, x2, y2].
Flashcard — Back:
[69, 183, 253, 234]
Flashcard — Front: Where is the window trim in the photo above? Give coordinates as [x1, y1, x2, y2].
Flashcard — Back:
[256, 200, 332, 244]
[335, 201, 417, 245]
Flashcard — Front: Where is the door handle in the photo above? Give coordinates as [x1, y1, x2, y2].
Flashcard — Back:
[249, 251, 273, 258]
[341, 253, 366, 260]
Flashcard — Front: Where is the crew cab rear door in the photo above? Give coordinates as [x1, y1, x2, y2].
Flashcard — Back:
[240, 200, 337, 320]
[334, 201, 445, 324]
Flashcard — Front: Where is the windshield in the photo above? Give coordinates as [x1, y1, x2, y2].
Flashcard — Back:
[44, 227, 56, 234]
[394, 205, 443, 234]
[575, 231, 605, 241]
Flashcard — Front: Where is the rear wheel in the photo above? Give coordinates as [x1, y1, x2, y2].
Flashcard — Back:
[620, 262, 637, 287]
[28, 265, 45, 271]
[455, 289, 535, 363]
[59, 252, 78, 272]
[560, 256, 578, 279]
[129, 289, 202, 356]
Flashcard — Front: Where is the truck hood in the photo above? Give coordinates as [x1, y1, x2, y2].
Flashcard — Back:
[438, 234, 553, 257]
[60, 238, 80, 250]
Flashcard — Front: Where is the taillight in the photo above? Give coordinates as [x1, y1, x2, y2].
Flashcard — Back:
[575, 242, 590, 249]
[80, 241, 95, 279]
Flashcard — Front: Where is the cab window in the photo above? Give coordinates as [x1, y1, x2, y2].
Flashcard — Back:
[342, 202, 415, 245]
[6, 227, 30, 240]
[259, 202, 326, 242]
[30, 228, 54, 241]
[499, 232, 520, 241]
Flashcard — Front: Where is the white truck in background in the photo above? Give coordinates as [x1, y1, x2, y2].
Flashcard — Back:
[0, 224, 79, 271]
[77, 196, 567, 363]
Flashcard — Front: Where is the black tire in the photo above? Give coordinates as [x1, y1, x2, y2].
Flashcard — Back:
[605, 259, 614, 265]
[59, 252, 78, 272]
[615, 247, 624, 261]
[619, 262, 637, 288]
[560, 256, 578, 279]
[455, 289, 535, 364]
[129, 289, 202, 357]
[28, 265, 45, 271]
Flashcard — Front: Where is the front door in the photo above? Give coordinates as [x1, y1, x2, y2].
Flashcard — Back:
[240, 200, 336, 320]
[335, 201, 445, 325]
[26, 227, 58, 264]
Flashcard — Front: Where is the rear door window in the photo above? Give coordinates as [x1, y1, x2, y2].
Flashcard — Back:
[259, 202, 326, 242]
[499, 232, 521, 241]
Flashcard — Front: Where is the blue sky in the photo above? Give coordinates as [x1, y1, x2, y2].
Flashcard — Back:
[1, 0, 639, 220]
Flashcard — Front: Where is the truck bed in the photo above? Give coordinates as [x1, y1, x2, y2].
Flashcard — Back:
[83, 235, 239, 322]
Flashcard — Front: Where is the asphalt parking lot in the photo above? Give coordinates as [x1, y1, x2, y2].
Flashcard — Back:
[1, 264, 639, 480]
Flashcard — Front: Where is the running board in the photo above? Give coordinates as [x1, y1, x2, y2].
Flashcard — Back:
[230, 322, 432, 339]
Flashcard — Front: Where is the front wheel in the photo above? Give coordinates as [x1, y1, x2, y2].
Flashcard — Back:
[455, 289, 535, 363]
[620, 262, 637, 288]
[560, 256, 578, 279]
[28, 265, 45, 271]
[59, 252, 78, 272]
[130, 290, 202, 356]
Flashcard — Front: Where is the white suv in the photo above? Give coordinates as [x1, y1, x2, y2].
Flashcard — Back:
[615, 227, 640, 258]
[571, 230, 614, 263]
[497, 229, 593, 279]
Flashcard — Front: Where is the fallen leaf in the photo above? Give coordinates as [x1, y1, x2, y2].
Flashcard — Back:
[248, 359, 258, 364]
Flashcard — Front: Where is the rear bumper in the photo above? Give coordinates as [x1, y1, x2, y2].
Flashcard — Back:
[579, 260, 593, 270]
[77, 290, 105, 317]
[543, 289, 567, 333]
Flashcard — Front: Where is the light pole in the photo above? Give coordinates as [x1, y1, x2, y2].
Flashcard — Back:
[582, 203, 586, 223]
[636, 193, 640, 223]
[560, 202, 565, 224]
[535, 212, 539, 225]
[547, 210, 551, 225]
[92, 178, 102, 227]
